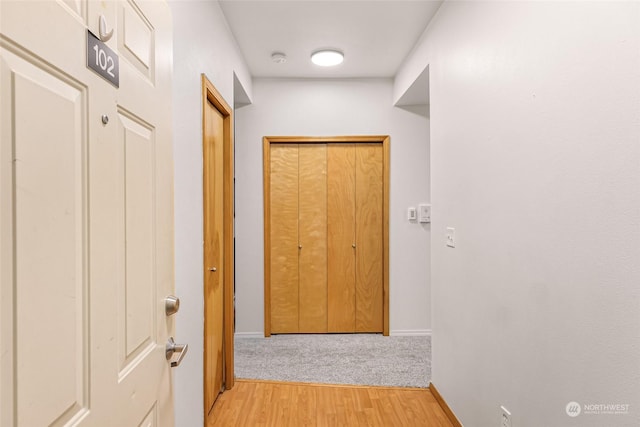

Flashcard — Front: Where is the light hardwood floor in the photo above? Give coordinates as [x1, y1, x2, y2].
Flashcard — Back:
[207, 379, 454, 426]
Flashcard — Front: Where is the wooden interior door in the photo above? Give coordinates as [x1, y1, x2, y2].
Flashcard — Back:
[327, 143, 357, 332]
[1, 1, 175, 425]
[298, 144, 328, 332]
[355, 144, 384, 332]
[204, 93, 225, 412]
[202, 75, 235, 417]
[269, 144, 300, 333]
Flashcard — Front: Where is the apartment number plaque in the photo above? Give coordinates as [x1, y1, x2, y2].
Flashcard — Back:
[87, 30, 119, 88]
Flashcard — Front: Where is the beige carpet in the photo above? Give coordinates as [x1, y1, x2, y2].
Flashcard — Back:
[234, 334, 431, 388]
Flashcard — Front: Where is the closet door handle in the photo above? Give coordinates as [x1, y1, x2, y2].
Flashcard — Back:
[352, 243, 356, 248]
[299, 244, 302, 249]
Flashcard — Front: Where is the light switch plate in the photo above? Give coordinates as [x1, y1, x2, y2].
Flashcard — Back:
[418, 204, 431, 223]
[446, 227, 456, 247]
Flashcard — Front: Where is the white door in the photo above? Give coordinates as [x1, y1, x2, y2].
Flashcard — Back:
[0, 1, 176, 426]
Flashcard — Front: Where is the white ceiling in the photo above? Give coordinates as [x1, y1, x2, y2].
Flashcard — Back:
[219, 0, 443, 79]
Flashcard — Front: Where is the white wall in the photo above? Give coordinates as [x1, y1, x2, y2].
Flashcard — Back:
[168, 1, 252, 425]
[234, 78, 431, 336]
[395, 1, 640, 426]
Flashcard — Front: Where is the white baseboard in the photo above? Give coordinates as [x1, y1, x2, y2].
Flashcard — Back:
[235, 330, 431, 338]
[234, 332, 265, 339]
[389, 329, 432, 336]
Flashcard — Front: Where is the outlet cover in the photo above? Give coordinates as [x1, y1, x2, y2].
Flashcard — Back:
[500, 406, 512, 427]
[446, 227, 455, 248]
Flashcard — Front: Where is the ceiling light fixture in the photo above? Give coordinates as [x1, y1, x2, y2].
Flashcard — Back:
[271, 52, 287, 64]
[311, 49, 344, 67]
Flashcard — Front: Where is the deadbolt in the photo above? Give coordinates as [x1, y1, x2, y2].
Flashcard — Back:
[164, 295, 180, 316]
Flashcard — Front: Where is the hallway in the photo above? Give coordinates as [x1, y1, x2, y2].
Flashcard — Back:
[2, 1, 638, 426]
[207, 380, 454, 426]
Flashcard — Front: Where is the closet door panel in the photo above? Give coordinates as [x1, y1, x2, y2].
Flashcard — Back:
[327, 144, 356, 332]
[298, 144, 328, 332]
[270, 144, 299, 333]
[355, 144, 384, 332]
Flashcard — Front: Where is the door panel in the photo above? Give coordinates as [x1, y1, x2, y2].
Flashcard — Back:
[298, 144, 328, 333]
[355, 144, 384, 332]
[204, 99, 224, 412]
[9, 51, 88, 427]
[327, 144, 357, 332]
[117, 111, 157, 371]
[270, 144, 299, 333]
[118, 0, 155, 82]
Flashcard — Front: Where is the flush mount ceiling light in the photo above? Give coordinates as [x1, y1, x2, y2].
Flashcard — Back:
[311, 49, 344, 67]
[271, 52, 287, 64]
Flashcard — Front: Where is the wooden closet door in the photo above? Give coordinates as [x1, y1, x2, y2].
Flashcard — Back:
[270, 144, 299, 333]
[355, 144, 384, 332]
[327, 144, 357, 332]
[298, 144, 328, 332]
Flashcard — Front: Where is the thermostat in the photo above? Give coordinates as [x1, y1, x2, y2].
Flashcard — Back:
[408, 207, 417, 221]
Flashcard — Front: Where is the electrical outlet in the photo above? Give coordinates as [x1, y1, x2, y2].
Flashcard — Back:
[500, 406, 512, 427]
[446, 227, 455, 247]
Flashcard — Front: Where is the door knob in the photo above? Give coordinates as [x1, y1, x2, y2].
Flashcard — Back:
[165, 295, 180, 316]
[298, 244, 302, 249]
[166, 337, 188, 367]
[352, 243, 356, 248]
[209, 267, 217, 272]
